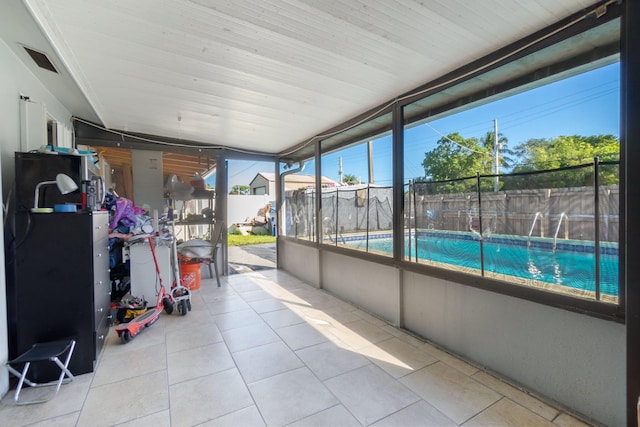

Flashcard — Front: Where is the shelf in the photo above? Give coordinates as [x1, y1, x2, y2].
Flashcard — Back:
[191, 189, 215, 199]
[170, 189, 215, 240]
[175, 219, 215, 226]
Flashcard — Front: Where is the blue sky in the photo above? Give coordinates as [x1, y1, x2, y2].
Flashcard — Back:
[217, 62, 619, 189]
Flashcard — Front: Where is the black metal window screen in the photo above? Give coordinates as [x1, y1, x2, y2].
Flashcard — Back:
[404, 159, 620, 304]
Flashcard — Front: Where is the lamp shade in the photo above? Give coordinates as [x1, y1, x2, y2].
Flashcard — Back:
[32, 173, 79, 212]
[56, 173, 78, 194]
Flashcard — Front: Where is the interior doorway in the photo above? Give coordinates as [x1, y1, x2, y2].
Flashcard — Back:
[226, 159, 277, 274]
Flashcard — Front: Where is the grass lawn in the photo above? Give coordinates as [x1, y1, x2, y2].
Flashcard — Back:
[228, 234, 277, 246]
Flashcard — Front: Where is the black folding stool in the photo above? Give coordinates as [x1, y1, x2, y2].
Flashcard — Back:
[6, 340, 76, 405]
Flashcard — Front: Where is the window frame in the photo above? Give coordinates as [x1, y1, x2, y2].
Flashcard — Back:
[278, 3, 623, 322]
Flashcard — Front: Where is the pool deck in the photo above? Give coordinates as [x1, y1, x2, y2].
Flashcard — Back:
[228, 243, 276, 274]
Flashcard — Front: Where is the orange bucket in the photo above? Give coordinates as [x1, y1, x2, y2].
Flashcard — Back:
[179, 261, 201, 290]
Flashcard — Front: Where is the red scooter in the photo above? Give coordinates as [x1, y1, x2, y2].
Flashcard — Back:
[115, 234, 191, 343]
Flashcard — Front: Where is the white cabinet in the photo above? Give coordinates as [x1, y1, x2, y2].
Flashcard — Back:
[129, 241, 173, 303]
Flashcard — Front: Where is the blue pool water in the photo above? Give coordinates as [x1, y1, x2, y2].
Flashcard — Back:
[347, 235, 619, 297]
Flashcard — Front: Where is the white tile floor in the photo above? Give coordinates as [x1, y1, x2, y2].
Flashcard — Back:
[0, 269, 593, 426]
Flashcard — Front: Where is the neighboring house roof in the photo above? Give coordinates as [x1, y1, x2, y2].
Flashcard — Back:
[250, 172, 338, 190]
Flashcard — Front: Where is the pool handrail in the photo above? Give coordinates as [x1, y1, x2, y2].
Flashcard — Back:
[553, 212, 570, 252]
[528, 212, 544, 246]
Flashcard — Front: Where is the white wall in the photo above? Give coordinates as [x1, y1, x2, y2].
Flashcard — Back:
[280, 240, 625, 426]
[228, 194, 272, 225]
[0, 38, 74, 398]
[0, 44, 73, 197]
[278, 239, 320, 287]
[321, 251, 400, 325]
[402, 270, 625, 426]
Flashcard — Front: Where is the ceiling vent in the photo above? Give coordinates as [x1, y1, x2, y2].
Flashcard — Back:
[22, 46, 58, 73]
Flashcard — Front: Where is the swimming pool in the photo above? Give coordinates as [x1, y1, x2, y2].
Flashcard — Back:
[346, 233, 619, 299]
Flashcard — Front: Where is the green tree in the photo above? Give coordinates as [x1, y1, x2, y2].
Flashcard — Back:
[479, 130, 513, 171]
[422, 132, 488, 180]
[513, 134, 619, 170]
[509, 134, 620, 188]
[229, 185, 250, 195]
[342, 174, 360, 185]
[421, 132, 499, 192]
[420, 131, 619, 191]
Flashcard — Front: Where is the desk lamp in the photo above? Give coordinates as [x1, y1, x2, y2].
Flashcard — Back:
[32, 173, 79, 213]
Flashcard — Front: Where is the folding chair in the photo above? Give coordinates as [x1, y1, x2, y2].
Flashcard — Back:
[6, 340, 76, 405]
[205, 221, 224, 287]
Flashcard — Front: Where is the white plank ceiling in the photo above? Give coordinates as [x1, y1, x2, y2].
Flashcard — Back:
[18, 0, 597, 154]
